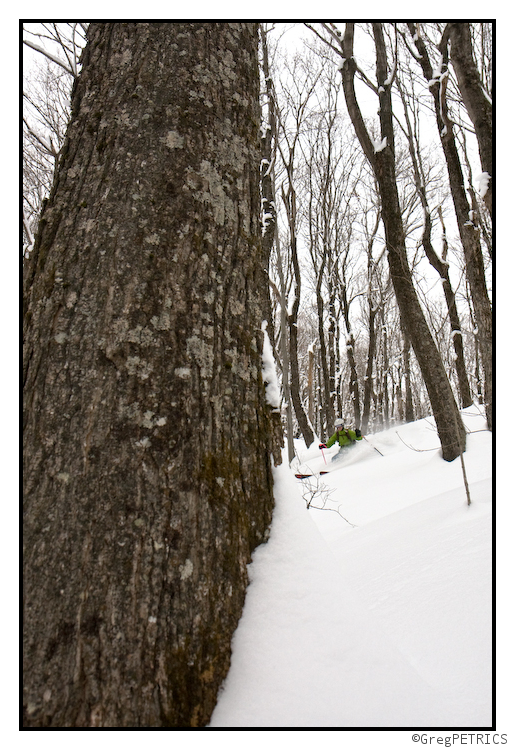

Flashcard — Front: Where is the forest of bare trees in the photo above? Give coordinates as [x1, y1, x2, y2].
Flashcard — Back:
[22, 22, 492, 727]
[259, 22, 491, 459]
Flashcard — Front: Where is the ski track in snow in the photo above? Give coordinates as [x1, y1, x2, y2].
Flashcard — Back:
[210, 407, 492, 728]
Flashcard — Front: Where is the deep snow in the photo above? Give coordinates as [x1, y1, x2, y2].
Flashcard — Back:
[210, 406, 492, 728]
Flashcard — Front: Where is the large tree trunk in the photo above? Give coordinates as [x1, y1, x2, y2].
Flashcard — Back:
[448, 23, 492, 217]
[23, 22, 279, 728]
[340, 23, 465, 461]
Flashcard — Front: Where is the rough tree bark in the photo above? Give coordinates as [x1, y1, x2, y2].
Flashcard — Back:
[448, 23, 492, 217]
[340, 23, 466, 460]
[23, 22, 280, 728]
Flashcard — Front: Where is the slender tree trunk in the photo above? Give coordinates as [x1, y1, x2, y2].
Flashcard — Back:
[288, 279, 315, 447]
[282, 176, 314, 448]
[399, 82, 473, 409]
[275, 234, 295, 462]
[362, 211, 381, 435]
[328, 269, 337, 416]
[403, 335, 415, 423]
[23, 22, 279, 728]
[474, 331, 484, 405]
[340, 23, 465, 460]
[466, 295, 484, 406]
[437, 208, 473, 407]
[340, 269, 361, 427]
[362, 305, 377, 435]
[316, 250, 335, 436]
[307, 344, 315, 426]
[396, 374, 404, 422]
[335, 316, 343, 418]
[381, 325, 390, 429]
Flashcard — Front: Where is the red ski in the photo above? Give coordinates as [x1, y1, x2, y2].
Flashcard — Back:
[295, 471, 329, 479]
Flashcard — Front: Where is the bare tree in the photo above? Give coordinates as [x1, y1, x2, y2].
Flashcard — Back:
[300, 67, 365, 436]
[360, 207, 383, 433]
[305, 92, 340, 435]
[276, 54, 320, 447]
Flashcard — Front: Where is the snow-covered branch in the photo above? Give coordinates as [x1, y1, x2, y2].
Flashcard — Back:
[23, 38, 75, 77]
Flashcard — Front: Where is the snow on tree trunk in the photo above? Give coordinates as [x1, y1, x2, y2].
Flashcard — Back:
[448, 23, 492, 217]
[23, 22, 280, 728]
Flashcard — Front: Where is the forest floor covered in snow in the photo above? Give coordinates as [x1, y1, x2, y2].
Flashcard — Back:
[210, 406, 493, 729]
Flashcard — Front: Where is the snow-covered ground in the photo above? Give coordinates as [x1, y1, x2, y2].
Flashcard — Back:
[210, 406, 492, 728]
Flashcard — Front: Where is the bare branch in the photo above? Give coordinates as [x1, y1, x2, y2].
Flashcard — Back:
[23, 117, 59, 157]
[304, 23, 343, 58]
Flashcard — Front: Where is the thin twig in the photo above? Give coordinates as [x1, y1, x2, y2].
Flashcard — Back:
[308, 503, 358, 527]
[396, 431, 440, 452]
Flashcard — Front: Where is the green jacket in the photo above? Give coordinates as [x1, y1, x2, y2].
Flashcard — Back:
[326, 428, 362, 449]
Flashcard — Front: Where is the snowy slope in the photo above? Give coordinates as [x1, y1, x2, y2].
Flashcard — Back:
[209, 406, 492, 728]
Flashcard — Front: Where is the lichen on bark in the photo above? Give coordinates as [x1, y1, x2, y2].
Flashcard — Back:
[23, 22, 280, 728]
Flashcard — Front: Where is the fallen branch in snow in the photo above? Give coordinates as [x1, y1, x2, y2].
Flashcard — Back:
[300, 475, 357, 527]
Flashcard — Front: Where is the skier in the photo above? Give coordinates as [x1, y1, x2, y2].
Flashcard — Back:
[319, 418, 362, 462]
